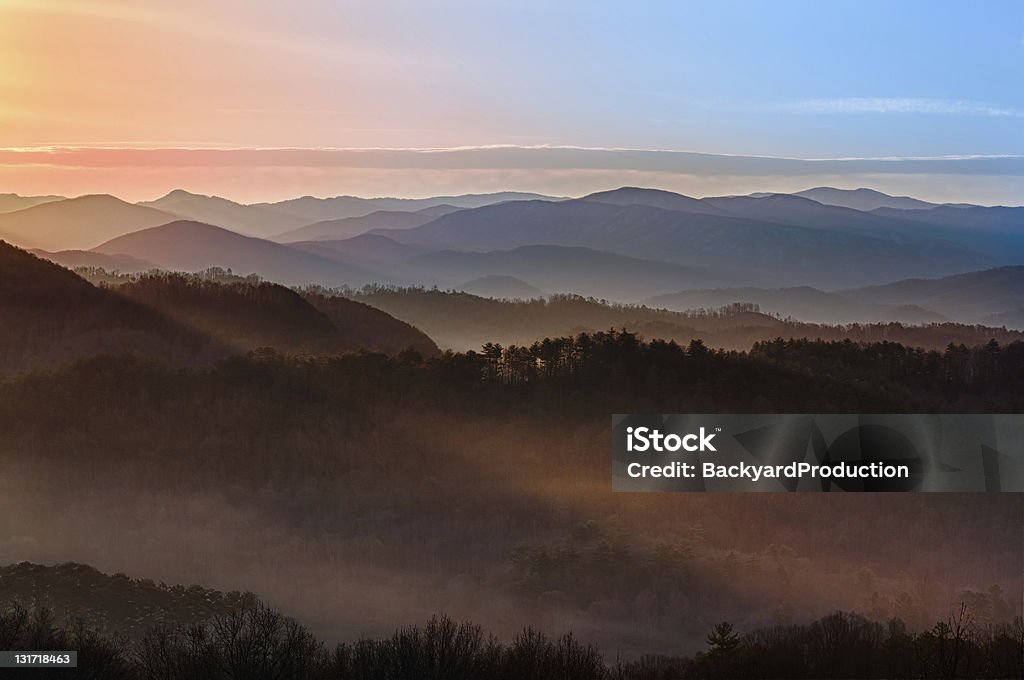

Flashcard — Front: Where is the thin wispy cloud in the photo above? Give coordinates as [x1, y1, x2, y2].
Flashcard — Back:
[0, 145, 1021, 177]
[782, 97, 1023, 117]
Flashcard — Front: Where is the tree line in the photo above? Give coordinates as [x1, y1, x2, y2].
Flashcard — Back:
[2, 601, 1021, 679]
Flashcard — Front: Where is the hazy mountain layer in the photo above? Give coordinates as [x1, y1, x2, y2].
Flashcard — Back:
[140, 189, 309, 238]
[792, 186, 940, 211]
[275, 206, 461, 243]
[32, 248, 158, 273]
[256, 191, 561, 223]
[406, 244, 761, 301]
[0, 193, 65, 214]
[372, 192, 997, 288]
[0, 195, 179, 251]
[646, 286, 949, 325]
[346, 287, 1022, 352]
[842, 266, 1024, 324]
[455, 275, 545, 299]
[95, 220, 381, 288]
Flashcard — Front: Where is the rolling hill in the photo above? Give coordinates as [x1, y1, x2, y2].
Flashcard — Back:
[0, 239, 440, 373]
[589, 189, 1008, 269]
[406, 244, 757, 301]
[275, 205, 461, 243]
[702, 192, 941, 234]
[648, 265, 1024, 327]
[842, 266, 1024, 325]
[114, 273, 439, 357]
[373, 195, 995, 288]
[139, 189, 308, 238]
[289, 233, 430, 267]
[32, 248, 158, 273]
[455, 275, 545, 299]
[0, 193, 64, 214]
[298, 290, 440, 357]
[259, 191, 560, 223]
[645, 286, 949, 325]
[581, 186, 729, 215]
[792, 187, 941, 211]
[0, 562, 256, 640]
[94, 220, 381, 287]
[872, 204, 1024, 232]
[346, 287, 1024, 352]
[0, 239, 221, 372]
[0, 195, 179, 251]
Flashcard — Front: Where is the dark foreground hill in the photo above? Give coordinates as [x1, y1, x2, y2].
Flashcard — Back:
[0, 562, 256, 640]
[111, 273, 438, 358]
[0, 242, 438, 373]
[0, 240, 221, 373]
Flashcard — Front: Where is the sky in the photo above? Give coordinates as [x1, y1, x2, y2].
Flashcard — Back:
[0, 0, 1022, 203]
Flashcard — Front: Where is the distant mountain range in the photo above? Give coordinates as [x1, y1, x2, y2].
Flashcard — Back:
[790, 187, 943, 211]
[372, 189, 998, 287]
[840, 266, 1024, 324]
[274, 205, 461, 243]
[645, 287, 948, 326]
[0, 193, 64, 214]
[139, 189, 309, 238]
[251, 190, 561, 223]
[648, 266, 1024, 329]
[0, 195, 177, 251]
[405, 244, 763, 301]
[289, 233, 431, 267]
[0, 185, 1020, 328]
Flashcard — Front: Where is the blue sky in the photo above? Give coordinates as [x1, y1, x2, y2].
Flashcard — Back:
[1, 0, 1022, 201]
[273, 0, 1024, 157]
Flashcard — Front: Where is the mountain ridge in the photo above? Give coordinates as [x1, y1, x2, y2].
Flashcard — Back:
[94, 220, 381, 287]
[0, 195, 179, 251]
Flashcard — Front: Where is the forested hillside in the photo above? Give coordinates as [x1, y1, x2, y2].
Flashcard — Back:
[0, 245, 437, 374]
[0, 241, 221, 373]
[112, 273, 439, 358]
[1, 333, 1019, 657]
[342, 286, 1024, 352]
[0, 562, 255, 640]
